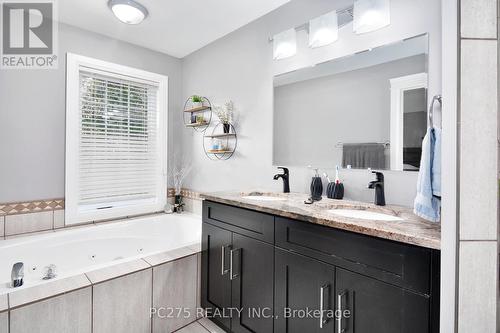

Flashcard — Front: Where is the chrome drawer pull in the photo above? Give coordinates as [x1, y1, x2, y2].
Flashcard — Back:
[337, 291, 347, 333]
[221, 245, 231, 275]
[320, 284, 329, 328]
[230, 248, 241, 280]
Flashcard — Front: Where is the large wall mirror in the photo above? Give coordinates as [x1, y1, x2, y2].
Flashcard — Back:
[273, 34, 429, 171]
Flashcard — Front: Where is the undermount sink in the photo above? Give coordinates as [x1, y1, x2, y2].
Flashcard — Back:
[241, 192, 286, 201]
[327, 209, 403, 221]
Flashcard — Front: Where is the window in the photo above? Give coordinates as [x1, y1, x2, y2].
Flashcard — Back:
[65, 53, 168, 225]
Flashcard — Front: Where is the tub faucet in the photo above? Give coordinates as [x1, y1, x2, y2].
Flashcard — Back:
[368, 171, 385, 206]
[273, 167, 290, 193]
[11, 262, 24, 288]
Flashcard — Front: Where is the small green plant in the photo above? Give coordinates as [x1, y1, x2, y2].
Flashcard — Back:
[191, 95, 203, 103]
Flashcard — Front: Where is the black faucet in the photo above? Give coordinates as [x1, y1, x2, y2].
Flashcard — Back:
[273, 167, 290, 193]
[368, 171, 385, 206]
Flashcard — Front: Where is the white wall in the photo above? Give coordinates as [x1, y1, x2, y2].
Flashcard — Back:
[0, 23, 182, 203]
[180, 0, 441, 207]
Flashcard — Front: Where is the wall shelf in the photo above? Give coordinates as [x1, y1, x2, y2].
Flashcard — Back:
[186, 122, 209, 128]
[207, 150, 234, 154]
[203, 122, 237, 160]
[204, 133, 237, 138]
[184, 106, 211, 113]
[183, 96, 212, 132]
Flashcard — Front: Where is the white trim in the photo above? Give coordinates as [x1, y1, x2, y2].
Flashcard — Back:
[389, 72, 428, 171]
[65, 53, 168, 225]
[440, 0, 458, 330]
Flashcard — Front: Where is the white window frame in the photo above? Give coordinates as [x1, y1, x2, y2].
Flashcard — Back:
[65, 53, 168, 225]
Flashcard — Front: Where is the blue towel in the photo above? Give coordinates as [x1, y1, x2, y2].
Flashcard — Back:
[432, 128, 441, 197]
[414, 127, 441, 222]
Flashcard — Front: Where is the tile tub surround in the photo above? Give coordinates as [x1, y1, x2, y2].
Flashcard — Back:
[153, 254, 198, 332]
[4, 211, 54, 237]
[1, 209, 66, 239]
[2, 245, 201, 333]
[0, 188, 202, 238]
[201, 192, 441, 249]
[0, 199, 64, 216]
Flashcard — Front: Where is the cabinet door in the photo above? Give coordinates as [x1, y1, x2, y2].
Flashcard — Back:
[231, 233, 274, 333]
[201, 222, 233, 331]
[336, 268, 430, 333]
[275, 249, 335, 333]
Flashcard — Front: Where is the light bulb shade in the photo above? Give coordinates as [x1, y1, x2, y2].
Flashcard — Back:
[353, 0, 390, 34]
[273, 28, 297, 60]
[309, 10, 339, 48]
[109, 0, 148, 25]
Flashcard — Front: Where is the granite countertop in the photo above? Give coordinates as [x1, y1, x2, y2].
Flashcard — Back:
[200, 191, 441, 250]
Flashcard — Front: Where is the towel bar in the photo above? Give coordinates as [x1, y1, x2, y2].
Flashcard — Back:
[428, 95, 442, 128]
[335, 142, 390, 148]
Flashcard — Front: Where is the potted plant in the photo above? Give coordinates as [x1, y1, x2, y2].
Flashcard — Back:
[214, 101, 234, 133]
[191, 95, 203, 108]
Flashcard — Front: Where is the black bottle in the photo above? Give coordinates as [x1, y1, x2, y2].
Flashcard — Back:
[310, 168, 323, 201]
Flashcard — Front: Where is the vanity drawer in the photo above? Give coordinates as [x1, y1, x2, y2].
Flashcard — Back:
[203, 201, 274, 243]
[275, 217, 436, 294]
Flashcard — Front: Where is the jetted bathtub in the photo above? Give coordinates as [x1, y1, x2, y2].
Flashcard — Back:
[0, 213, 202, 294]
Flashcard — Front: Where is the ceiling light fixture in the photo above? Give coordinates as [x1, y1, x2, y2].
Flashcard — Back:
[353, 0, 390, 34]
[309, 10, 339, 48]
[108, 0, 148, 25]
[273, 28, 297, 60]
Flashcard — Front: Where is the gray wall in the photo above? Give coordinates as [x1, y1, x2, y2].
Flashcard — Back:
[180, 0, 441, 207]
[274, 55, 425, 168]
[0, 23, 182, 203]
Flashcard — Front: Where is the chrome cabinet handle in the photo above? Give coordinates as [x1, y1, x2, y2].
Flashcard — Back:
[221, 245, 231, 275]
[230, 248, 241, 280]
[320, 284, 329, 329]
[337, 291, 347, 333]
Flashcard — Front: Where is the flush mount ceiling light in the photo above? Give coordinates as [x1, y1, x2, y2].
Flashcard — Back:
[309, 10, 339, 48]
[108, 0, 148, 25]
[353, 0, 390, 34]
[273, 28, 297, 60]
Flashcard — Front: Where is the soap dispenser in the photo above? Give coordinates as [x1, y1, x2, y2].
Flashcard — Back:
[332, 165, 344, 200]
[310, 168, 323, 201]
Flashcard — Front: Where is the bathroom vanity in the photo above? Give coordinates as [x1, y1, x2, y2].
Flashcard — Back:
[200, 193, 440, 333]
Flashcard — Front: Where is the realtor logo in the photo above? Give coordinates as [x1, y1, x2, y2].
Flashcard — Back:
[1, 0, 58, 69]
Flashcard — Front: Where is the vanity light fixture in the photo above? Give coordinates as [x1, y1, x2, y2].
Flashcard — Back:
[108, 0, 148, 25]
[353, 0, 390, 34]
[309, 10, 339, 48]
[272, 28, 297, 60]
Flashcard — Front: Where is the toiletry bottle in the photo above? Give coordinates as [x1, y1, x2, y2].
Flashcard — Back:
[325, 172, 335, 199]
[310, 168, 323, 201]
[332, 165, 344, 200]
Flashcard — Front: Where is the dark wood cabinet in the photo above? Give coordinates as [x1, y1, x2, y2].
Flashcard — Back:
[336, 268, 430, 333]
[274, 248, 335, 333]
[201, 222, 233, 331]
[202, 202, 275, 332]
[231, 233, 274, 333]
[202, 200, 440, 333]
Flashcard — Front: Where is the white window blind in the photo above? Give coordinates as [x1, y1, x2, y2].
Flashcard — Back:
[79, 71, 159, 207]
[66, 54, 167, 225]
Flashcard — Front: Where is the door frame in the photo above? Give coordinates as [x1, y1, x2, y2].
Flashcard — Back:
[389, 72, 428, 170]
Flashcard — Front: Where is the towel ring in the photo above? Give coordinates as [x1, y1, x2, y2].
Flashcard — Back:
[428, 95, 442, 128]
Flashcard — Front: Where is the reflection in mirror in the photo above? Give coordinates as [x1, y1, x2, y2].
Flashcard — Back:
[273, 34, 428, 171]
[403, 88, 427, 170]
